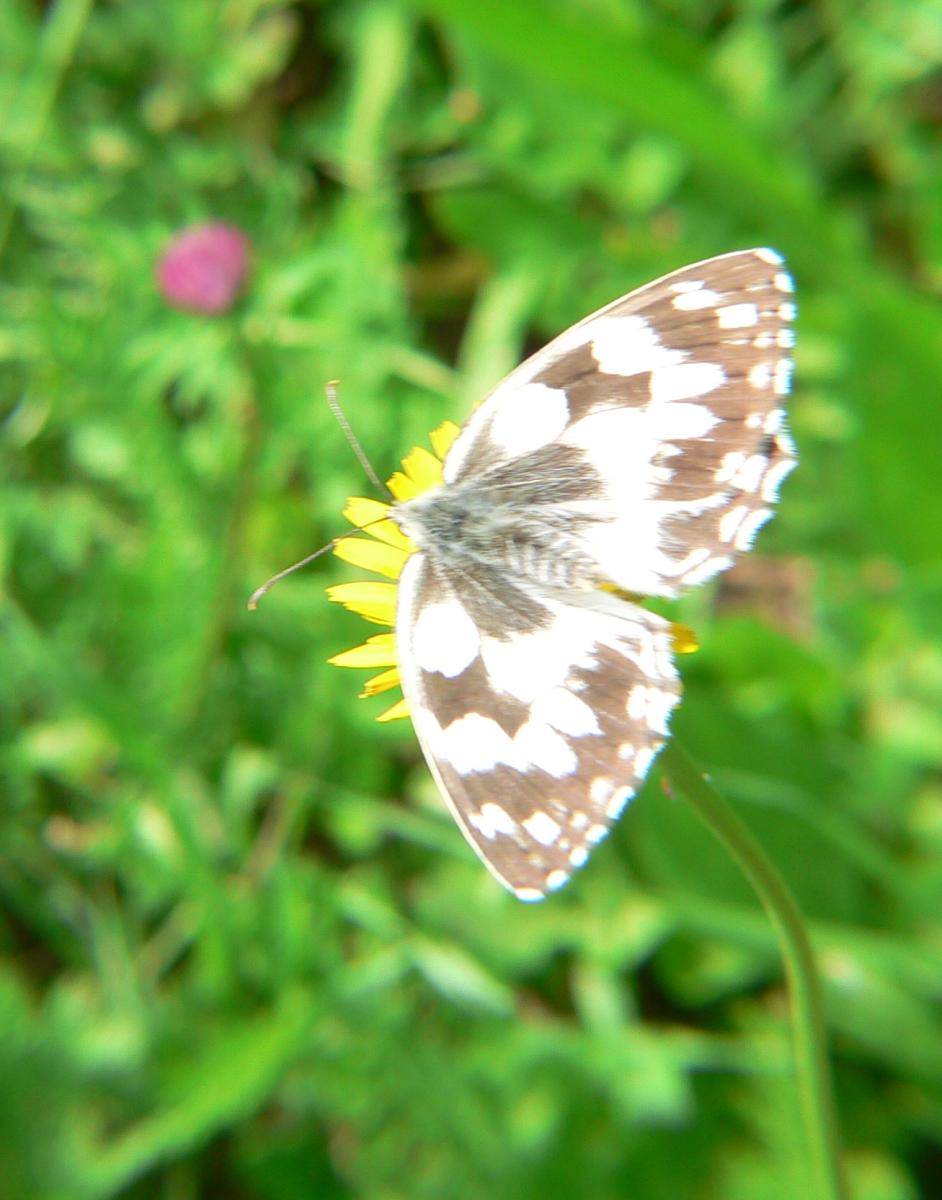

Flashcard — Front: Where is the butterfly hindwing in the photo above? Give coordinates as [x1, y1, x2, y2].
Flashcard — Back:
[440, 248, 797, 599]
[396, 554, 681, 899]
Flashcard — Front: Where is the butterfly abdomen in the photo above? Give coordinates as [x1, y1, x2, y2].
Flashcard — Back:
[499, 527, 597, 589]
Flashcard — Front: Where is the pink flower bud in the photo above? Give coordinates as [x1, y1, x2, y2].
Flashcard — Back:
[156, 221, 250, 314]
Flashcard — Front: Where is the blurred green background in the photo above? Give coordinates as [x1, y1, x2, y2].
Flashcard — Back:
[3, 0, 942, 1197]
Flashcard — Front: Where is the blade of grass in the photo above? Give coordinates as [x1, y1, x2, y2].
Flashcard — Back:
[663, 743, 848, 1200]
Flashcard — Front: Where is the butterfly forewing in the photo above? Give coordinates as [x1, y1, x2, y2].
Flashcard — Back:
[442, 248, 797, 599]
[392, 248, 797, 899]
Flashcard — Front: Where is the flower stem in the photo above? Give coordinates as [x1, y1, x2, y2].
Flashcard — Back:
[661, 741, 848, 1200]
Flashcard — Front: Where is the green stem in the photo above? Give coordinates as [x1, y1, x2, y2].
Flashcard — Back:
[661, 742, 848, 1200]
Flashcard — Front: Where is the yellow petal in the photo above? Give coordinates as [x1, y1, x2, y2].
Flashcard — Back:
[360, 667, 401, 697]
[401, 445, 443, 490]
[328, 633, 397, 669]
[377, 697, 411, 723]
[386, 470, 422, 502]
[326, 581, 397, 625]
[333, 536, 409, 580]
[343, 495, 389, 525]
[598, 581, 644, 603]
[430, 420, 461, 460]
[670, 622, 700, 654]
[342, 497, 413, 550]
[595, 581, 699, 652]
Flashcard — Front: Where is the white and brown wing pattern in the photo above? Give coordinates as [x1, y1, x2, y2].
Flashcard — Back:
[396, 554, 681, 899]
[440, 248, 797, 599]
[391, 248, 797, 898]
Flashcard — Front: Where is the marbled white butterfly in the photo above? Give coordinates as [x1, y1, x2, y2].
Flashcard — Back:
[392, 249, 797, 901]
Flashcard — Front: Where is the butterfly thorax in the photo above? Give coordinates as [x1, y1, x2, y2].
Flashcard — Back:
[393, 476, 602, 592]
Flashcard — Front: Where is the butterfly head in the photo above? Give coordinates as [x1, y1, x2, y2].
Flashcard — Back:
[389, 484, 453, 551]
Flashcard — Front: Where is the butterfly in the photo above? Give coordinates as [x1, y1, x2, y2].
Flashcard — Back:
[390, 249, 797, 901]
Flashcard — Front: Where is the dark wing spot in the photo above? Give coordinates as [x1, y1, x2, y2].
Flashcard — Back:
[422, 656, 531, 737]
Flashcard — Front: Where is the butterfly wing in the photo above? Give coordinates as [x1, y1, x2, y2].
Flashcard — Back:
[441, 248, 797, 599]
[396, 553, 680, 899]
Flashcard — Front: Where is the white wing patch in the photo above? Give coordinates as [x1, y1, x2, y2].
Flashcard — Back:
[531, 687, 600, 736]
[412, 599, 480, 676]
[717, 302, 759, 328]
[488, 382, 570, 457]
[648, 361, 726, 403]
[587, 315, 683, 375]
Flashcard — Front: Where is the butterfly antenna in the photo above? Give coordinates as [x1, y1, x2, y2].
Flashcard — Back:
[248, 542, 340, 610]
[325, 379, 389, 496]
[248, 515, 395, 610]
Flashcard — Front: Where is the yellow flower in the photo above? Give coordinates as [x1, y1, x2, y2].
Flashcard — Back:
[326, 421, 460, 722]
[327, 421, 698, 722]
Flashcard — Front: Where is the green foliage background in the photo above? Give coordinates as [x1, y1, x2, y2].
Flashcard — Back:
[2, 0, 942, 1196]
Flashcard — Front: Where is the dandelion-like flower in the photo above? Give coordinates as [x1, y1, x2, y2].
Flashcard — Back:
[326, 421, 461, 722]
[326, 420, 698, 722]
[319, 247, 793, 902]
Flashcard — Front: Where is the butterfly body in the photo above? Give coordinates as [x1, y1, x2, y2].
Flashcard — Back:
[393, 446, 604, 595]
[389, 249, 797, 900]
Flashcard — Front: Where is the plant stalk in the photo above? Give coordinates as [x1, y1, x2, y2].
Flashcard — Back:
[662, 742, 848, 1200]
